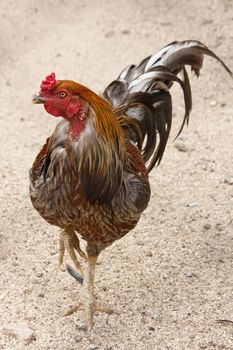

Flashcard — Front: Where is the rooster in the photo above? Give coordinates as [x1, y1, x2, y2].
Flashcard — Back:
[30, 40, 231, 330]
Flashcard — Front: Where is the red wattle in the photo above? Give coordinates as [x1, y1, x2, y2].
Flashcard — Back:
[67, 100, 81, 119]
[44, 104, 61, 117]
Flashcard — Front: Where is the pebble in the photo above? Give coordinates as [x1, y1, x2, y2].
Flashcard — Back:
[203, 223, 211, 230]
[105, 30, 114, 38]
[174, 142, 189, 152]
[75, 335, 82, 343]
[215, 223, 223, 232]
[180, 199, 198, 207]
[210, 100, 217, 107]
[122, 29, 130, 35]
[75, 320, 87, 331]
[224, 176, 233, 185]
[145, 251, 153, 257]
[36, 272, 43, 278]
[152, 314, 161, 321]
[185, 271, 193, 278]
[0, 294, 5, 301]
[3, 321, 35, 344]
[89, 343, 98, 350]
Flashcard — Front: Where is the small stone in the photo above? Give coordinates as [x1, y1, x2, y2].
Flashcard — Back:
[152, 313, 161, 321]
[50, 250, 56, 256]
[185, 271, 193, 277]
[105, 30, 114, 38]
[174, 142, 189, 152]
[224, 176, 233, 185]
[203, 223, 211, 230]
[3, 321, 34, 344]
[149, 326, 155, 331]
[122, 29, 130, 35]
[210, 100, 217, 107]
[23, 288, 32, 294]
[215, 223, 223, 232]
[75, 336, 82, 343]
[89, 343, 98, 350]
[145, 251, 153, 257]
[180, 199, 198, 207]
[38, 293, 44, 298]
[75, 320, 87, 331]
[0, 294, 5, 301]
[187, 202, 198, 208]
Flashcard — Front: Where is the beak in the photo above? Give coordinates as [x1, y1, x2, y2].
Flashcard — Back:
[32, 95, 45, 104]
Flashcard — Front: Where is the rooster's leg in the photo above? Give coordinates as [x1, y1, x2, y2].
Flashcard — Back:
[80, 253, 118, 329]
[58, 231, 65, 269]
[64, 248, 119, 330]
[83, 253, 120, 329]
[62, 253, 97, 325]
[58, 230, 84, 276]
[82, 254, 97, 330]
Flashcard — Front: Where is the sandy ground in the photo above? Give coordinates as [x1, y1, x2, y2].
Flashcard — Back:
[1, 0, 233, 349]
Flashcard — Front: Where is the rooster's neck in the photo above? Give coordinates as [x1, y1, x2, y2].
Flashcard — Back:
[68, 115, 86, 141]
[65, 95, 127, 204]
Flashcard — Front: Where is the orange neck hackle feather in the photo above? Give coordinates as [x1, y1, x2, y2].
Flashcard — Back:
[57, 80, 125, 147]
[56, 80, 127, 204]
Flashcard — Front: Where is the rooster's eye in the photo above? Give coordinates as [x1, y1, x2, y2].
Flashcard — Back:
[59, 91, 67, 98]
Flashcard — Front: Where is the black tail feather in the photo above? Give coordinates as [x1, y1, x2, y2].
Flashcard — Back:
[103, 40, 232, 172]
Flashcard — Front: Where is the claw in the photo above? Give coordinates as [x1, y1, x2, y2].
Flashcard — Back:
[62, 302, 83, 317]
[66, 263, 84, 285]
[95, 304, 120, 315]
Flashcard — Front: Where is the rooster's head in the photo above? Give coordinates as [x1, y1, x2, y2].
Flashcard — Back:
[32, 72, 91, 121]
[33, 72, 124, 143]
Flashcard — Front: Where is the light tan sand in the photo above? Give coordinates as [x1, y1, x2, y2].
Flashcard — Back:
[1, 1, 233, 349]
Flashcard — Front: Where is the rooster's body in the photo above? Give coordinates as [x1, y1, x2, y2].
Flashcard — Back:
[30, 40, 231, 329]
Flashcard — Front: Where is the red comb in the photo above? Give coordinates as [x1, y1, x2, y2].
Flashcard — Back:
[40, 72, 56, 91]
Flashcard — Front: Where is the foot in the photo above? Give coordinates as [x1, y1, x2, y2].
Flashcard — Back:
[63, 302, 120, 330]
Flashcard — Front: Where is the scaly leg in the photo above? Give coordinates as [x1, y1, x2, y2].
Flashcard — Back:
[63, 252, 119, 330]
[82, 255, 97, 330]
[58, 230, 85, 276]
[63, 255, 97, 329]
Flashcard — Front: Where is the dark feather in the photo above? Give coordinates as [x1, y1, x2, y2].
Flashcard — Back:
[103, 40, 232, 171]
